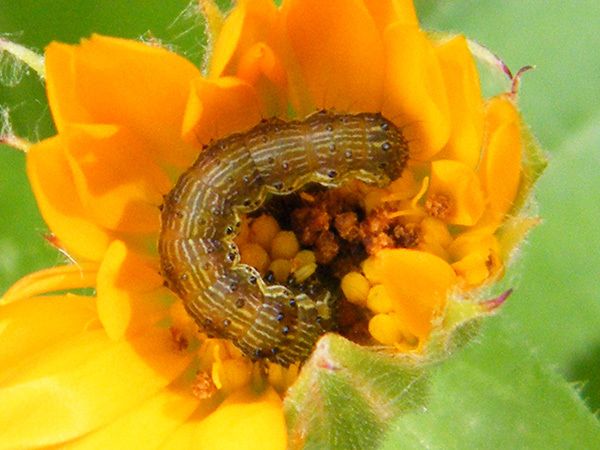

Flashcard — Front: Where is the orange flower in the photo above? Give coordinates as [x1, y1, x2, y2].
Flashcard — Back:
[1, 1, 542, 448]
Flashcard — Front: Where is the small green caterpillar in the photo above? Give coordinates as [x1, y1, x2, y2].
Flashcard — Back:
[159, 110, 409, 366]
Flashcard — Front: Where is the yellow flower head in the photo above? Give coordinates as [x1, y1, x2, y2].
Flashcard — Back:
[1, 1, 544, 448]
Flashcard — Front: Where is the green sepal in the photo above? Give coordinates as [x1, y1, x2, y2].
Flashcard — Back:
[427, 299, 487, 359]
[513, 120, 548, 213]
[284, 333, 430, 450]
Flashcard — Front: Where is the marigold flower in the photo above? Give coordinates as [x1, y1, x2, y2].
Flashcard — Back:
[0, 1, 545, 448]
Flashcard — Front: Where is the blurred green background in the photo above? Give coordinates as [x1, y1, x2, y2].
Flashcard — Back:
[1, 1, 599, 447]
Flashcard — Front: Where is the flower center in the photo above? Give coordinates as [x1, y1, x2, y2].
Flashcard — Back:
[236, 181, 425, 347]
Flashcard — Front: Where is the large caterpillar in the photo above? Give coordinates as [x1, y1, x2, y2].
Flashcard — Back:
[159, 110, 409, 366]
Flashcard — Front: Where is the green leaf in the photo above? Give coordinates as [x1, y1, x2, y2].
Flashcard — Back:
[381, 316, 600, 449]
[0, 147, 57, 293]
[510, 117, 600, 409]
[284, 334, 429, 450]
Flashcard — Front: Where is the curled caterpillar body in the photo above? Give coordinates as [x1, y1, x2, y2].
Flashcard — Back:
[159, 111, 409, 366]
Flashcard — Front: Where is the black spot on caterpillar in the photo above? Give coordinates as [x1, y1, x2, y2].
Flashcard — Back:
[159, 110, 409, 366]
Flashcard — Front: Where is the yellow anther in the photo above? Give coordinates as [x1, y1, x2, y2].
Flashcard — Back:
[341, 271, 370, 305]
[269, 258, 292, 283]
[250, 214, 280, 250]
[270, 230, 300, 260]
[292, 249, 316, 270]
[368, 313, 403, 345]
[240, 242, 270, 274]
[366, 284, 394, 313]
[361, 257, 382, 284]
[293, 262, 317, 283]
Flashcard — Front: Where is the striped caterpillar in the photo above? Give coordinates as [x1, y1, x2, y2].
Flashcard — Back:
[159, 110, 409, 366]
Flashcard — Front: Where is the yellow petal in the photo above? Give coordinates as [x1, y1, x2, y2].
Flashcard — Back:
[96, 240, 165, 340]
[428, 159, 485, 226]
[434, 35, 484, 168]
[1, 263, 98, 304]
[27, 136, 111, 261]
[62, 388, 199, 450]
[63, 123, 171, 233]
[366, 249, 456, 341]
[363, 0, 418, 32]
[161, 386, 286, 450]
[382, 24, 450, 160]
[199, 0, 226, 51]
[284, 0, 385, 112]
[182, 76, 263, 146]
[479, 96, 522, 221]
[0, 295, 96, 375]
[0, 328, 191, 448]
[46, 35, 201, 168]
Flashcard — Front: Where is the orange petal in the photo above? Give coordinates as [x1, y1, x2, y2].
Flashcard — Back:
[161, 386, 286, 450]
[450, 229, 502, 287]
[0, 295, 96, 375]
[434, 35, 484, 168]
[237, 42, 288, 116]
[63, 123, 171, 233]
[479, 96, 522, 221]
[0, 328, 191, 448]
[1, 263, 98, 304]
[210, 0, 280, 79]
[452, 253, 497, 288]
[61, 388, 198, 450]
[45, 35, 201, 168]
[44, 42, 90, 127]
[27, 136, 111, 262]
[365, 249, 456, 341]
[182, 76, 263, 146]
[238, 42, 286, 88]
[382, 24, 450, 160]
[96, 240, 165, 340]
[284, 0, 385, 113]
[363, 0, 418, 32]
[428, 159, 485, 226]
